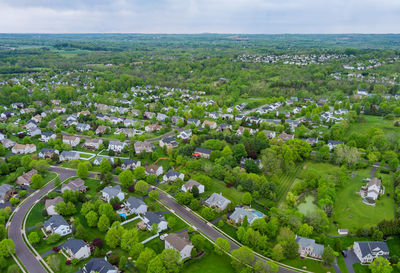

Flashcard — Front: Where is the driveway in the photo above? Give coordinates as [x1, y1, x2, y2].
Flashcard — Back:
[343, 250, 360, 273]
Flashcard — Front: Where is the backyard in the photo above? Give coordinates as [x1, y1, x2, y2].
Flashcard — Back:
[282, 257, 334, 273]
[330, 168, 395, 233]
[347, 115, 400, 139]
[297, 194, 318, 216]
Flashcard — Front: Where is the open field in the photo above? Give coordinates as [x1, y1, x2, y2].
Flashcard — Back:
[330, 168, 394, 233]
[297, 194, 318, 215]
[347, 115, 400, 139]
[276, 164, 302, 203]
[282, 257, 334, 273]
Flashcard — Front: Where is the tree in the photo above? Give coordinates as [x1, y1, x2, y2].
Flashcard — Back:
[97, 215, 110, 232]
[241, 192, 252, 205]
[191, 185, 199, 198]
[77, 162, 89, 179]
[119, 170, 134, 188]
[31, 173, 44, 189]
[200, 207, 215, 220]
[85, 211, 98, 227]
[161, 248, 182, 273]
[282, 239, 298, 259]
[136, 247, 156, 272]
[191, 234, 205, 251]
[322, 246, 336, 266]
[100, 158, 112, 174]
[133, 166, 146, 180]
[233, 144, 247, 162]
[129, 242, 144, 259]
[271, 244, 284, 261]
[215, 237, 230, 255]
[0, 239, 16, 257]
[119, 255, 127, 270]
[7, 265, 20, 273]
[9, 197, 19, 206]
[285, 192, 297, 207]
[99, 203, 116, 219]
[298, 223, 313, 237]
[147, 255, 167, 273]
[254, 260, 279, 273]
[121, 229, 139, 251]
[135, 180, 149, 194]
[28, 232, 40, 245]
[369, 256, 393, 273]
[55, 201, 76, 216]
[149, 190, 159, 200]
[105, 226, 124, 249]
[231, 246, 254, 272]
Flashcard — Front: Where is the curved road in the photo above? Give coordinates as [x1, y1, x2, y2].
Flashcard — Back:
[8, 169, 75, 273]
[10, 166, 301, 273]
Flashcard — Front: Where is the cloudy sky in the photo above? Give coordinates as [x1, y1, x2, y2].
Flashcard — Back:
[0, 0, 399, 33]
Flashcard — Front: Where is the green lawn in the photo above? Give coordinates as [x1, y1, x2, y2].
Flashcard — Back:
[43, 172, 58, 183]
[183, 249, 234, 273]
[276, 165, 302, 203]
[78, 153, 94, 159]
[27, 227, 71, 255]
[330, 168, 395, 233]
[45, 253, 86, 273]
[337, 256, 349, 273]
[203, 179, 243, 204]
[353, 263, 370, 273]
[84, 178, 101, 197]
[347, 115, 400, 139]
[26, 202, 45, 228]
[387, 236, 400, 256]
[297, 194, 318, 215]
[144, 237, 164, 254]
[282, 257, 334, 273]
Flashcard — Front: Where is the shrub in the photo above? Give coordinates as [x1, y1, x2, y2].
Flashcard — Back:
[46, 234, 62, 245]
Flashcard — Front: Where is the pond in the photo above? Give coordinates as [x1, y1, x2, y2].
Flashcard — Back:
[297, 195, 318, 215]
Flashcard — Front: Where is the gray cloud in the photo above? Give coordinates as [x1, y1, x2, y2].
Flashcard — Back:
[0, 0, 399, 33]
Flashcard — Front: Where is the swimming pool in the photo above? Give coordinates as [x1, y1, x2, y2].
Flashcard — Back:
[252, 211, 263, 217]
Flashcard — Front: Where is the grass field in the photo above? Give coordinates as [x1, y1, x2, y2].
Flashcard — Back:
[337, 256, 349, 273]
[203, 179, 244, 203]
[183, 248, 234, 273]
[282, 257, 334, 273]
[26, 202, 45, 228]
[347, 115, 400, 139]
[330, 168, 394, 233]
[387, 236, 400, 256]
[276, 164, 302, 203]
[297, 194, 318, 215]
[353, 263, 370, 273]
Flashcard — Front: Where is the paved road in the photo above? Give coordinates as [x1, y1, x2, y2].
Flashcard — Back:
[343, 250, 359, 273]
[157, 191, 299, 273]
[8, 169, 75, 273]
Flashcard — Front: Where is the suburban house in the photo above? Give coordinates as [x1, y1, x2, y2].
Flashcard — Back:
[204, 193, 231, 211]
[134, 141, 154, 154]
[108, 140, 127, 153]
[40, 132, 56, 142]
[187, 119, 200, 127]
[163, 170, 185, 182]
[16, 169, 38, 186]
[177, 129, 192, 140]
[43, 215, 72, 236]
[0, 184, 13, 203]
[181, 179, 204, 194]
[63, 135, 80, 147]
[101, 185, 125, 202]
[84, 139, 103, 150]
[144, 112, 155, 119]
[327, 140, 345, 151]
[145, 123, 162, 133]
[12, 143, 36, 154]
[93, 156, 113, 166]
[121, 159, 141, 170]
[263, 130, 277, 139]
[124, 196, 148, 215]
[229, 207, 263, 225]
[193, 147, 211, 159]
[45, 196, 64, 215]
[39, 148, 59, 159]
[142, 212, 168, 233]
[145, 165, 164, 177]
[202, 120, 217, 129]
[156, 113, 168, 121]
[354, 241, 389, 263]
[76, 123, 91, 132]
[296, 236, 325, 259]
[82, 258, 117, 273]
[60, 151, 80, 162]
[159, 137, 179, 149]
[1, 138, 16, 149]
[164, 231, 194, 261]
[61, 178, 87, 193]
[62, 238, 91, 260]
[361, 177, 383, 202]
[28, 127, 42, 137]
[95, 125, 108, 135]
[278, 133, 294, 142]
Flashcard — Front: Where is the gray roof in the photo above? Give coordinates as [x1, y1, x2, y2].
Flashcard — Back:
[296, 236, 324, 256]
[43, 215, 69, 229]
[62, 238, 87, 254]
[205, 193, 231, 209]
[194, 147, 211, 154]
[165, 169, 183, 178]
[144, 211, 165, 226]
[60, 151, 78, 157]
[356, 241, 389, 258]
[229, 207, 261, 224]
[125, 196, 146, 209]
[123, 159, 139, 166]
[102, 185, 122, 198]
[83, 258, 115, 273]
[0, 184, 13, 200]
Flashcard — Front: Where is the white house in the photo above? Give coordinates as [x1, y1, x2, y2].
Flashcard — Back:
[82, 258, 117, 273]
[204, 193, 231, 211]
[108, 140, 126, 153]
[229, 207, 263, 225]
[163, 170, 185, 182]
[76, 123, 91, 132]
[181, 179, 204, 194]
[84, 139, 103, 150]
[164, 231, 194, 261]
[177, 129, 192, 140]
[124, 196, 148, 215]
[43, 215, 72, 236]
[101, 185, 125, 202]
[40, 132, 56, 142]
[296, 236, 325, 259]
[145, 165, 164, 177]
[62, 238, 91, 260]
[354, 241, 389, 263]
[12, 144, 36, 154]
[366, 178, 382, 201]
[45, 196, 64, 216]
[142, 212, 168, 233]
[63, 136, 80, 147]
[121, 159, 141, 170]
[59, 151, 80, 162]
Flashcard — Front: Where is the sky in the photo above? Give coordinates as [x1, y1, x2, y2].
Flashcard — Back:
[0, 0, 399, 34]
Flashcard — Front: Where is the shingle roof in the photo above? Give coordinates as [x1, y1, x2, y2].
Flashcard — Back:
[43, 215, 69, 229]
[296, 236, 324, 256]
[165, 231, 192, 251]
[356, 241, 389, 258]
[83, 258, 115, 273]
[126, 196, 146, 209]
[62, 238, 87, 254]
